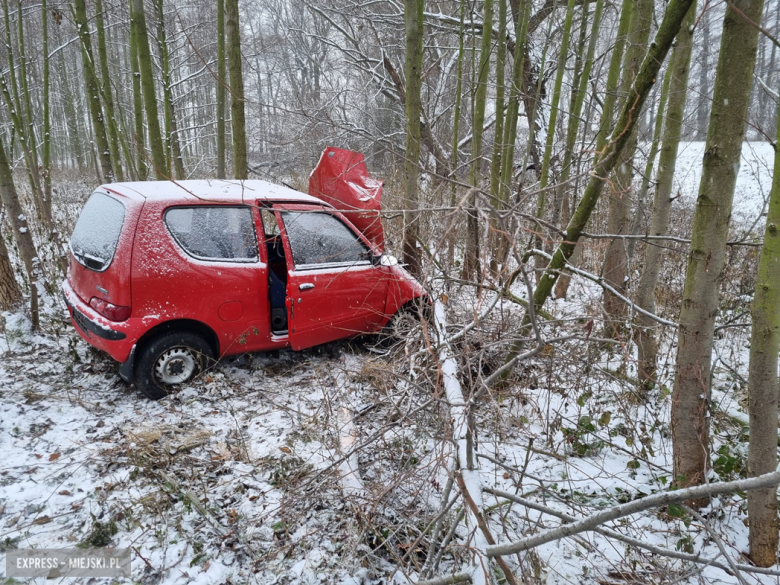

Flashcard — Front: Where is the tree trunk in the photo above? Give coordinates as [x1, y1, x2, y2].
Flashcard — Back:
[73, 0, 114, 183]
[129, 4, 147, 180]
[402, 0, 423, 277]
[55, 23, 85, 173]
[216, 0, 227, 179]
[226, 0, 247, 180]
[42, 0, 52, 217]
[747, 79, 780, 569]
[131, 0, 168, 180]
[671, 0, 765, 499]
[489, 0, 507, 201]
[94, 0, 124, 181]
[462, 0, 493, 282]
[553, 0, 604, 300]
[535, 0, 577, 241]
[696, 9, 710, 141]
[156, 0, 185, 179]
[500, 0, 697, 377]
[635, 0, 697, 390]
[0, 139, 39, 329]
[601, 0, 654, 335]
[0, 209, 21, 311]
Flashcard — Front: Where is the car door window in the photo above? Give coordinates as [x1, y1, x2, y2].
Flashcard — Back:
[165, 206, 258, 262]
[280, 211, 369, 268]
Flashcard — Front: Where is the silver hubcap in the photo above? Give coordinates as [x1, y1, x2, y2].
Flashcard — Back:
[154, 347, 199, 385]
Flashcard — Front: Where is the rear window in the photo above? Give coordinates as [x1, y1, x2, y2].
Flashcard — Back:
[165, 206, 258, 262]
[70, 192, 126, 272]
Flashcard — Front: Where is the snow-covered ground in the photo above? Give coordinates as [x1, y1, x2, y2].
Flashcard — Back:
[655, 141, 775, 221]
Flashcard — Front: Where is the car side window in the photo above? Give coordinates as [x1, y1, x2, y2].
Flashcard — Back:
[165, 206, 258, 262]
[280, 211, 370, 268]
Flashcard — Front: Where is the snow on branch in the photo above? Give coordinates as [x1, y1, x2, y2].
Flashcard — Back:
[486, 471, 780, 557]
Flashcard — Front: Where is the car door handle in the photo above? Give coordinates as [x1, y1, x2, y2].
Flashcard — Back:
[299, 283, 315, 291]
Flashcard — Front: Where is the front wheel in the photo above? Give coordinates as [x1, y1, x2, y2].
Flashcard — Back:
[134, 332, 213, 400]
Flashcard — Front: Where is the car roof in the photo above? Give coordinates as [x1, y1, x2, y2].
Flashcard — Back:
[104, 179, 329, 206]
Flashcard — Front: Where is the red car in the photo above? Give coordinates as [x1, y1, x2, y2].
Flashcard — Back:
[62, 149, 426, 399]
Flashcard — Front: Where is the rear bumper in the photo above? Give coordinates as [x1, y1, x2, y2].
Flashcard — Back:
[61, 280, 137, 363]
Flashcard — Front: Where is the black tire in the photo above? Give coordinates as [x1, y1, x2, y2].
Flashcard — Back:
[134, 331, 213, 400]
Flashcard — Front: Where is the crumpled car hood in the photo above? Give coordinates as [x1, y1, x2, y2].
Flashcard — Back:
[309, 147, 384, 252]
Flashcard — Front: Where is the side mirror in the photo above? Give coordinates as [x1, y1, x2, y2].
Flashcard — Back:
[378, 254, 399, 266]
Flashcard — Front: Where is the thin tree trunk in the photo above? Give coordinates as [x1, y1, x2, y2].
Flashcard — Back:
[594, 0, 633, 157]
[129, 5, 147, 180]
[0, 139, 39, 329]
[535, 0, 577, 243]
[489, 0, 508, 201]
[226, 0, 247, 180]
[130, 0, 167, 180]
[403, 0, 423, 277]
[602, 0, 654, 335]
[73, 0, 114, 182]
[696, 9, 710, 141]
[747, 83, 780, 568]
[627, 65, 672, 263]
[634, 1, 696, 390]
[156, 0, 185, 179]
[55, 23, 85, 173]
[462, 0, 493, 282]
[672, 0, 765, 499]
[42, 0, 52, 218]
[447, 0, 466, 262]
[554, 0, 604, 300]
[500, 0, 697, 378]
[216, 0, 226, 179]
[94, 0, 124, 181]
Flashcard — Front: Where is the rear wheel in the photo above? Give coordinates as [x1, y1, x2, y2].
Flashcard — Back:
[134, 332, 213, 400]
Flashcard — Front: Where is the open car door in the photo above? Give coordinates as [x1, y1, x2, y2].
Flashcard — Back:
[273, 204, 389, 350]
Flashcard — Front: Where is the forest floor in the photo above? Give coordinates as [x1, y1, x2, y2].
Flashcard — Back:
[0, 278, 771, 585]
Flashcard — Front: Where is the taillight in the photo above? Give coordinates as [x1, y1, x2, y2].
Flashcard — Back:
[89, 297, 131, 322]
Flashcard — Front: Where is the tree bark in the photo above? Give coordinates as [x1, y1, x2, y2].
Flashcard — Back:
[462, 0, 494, 282]
[226, 0, 247, 180]
[671, 0, 765, 499]
[747, 77, 780, 569]
[0, 208, 22, 311]
[130, 0, 168, 180]
[156, 0, 185, 179]
[0, 139, 39, 329]
[95, 0, 124, 181]
[129, 7, 147, 180]
[216, 0, 227, 179]
[73, 0, 114, 183]
[601, 0, 654, 334]
[635, 0, 697, 390]
[402, 0, 423, 277]
[42, 0, 52, 217]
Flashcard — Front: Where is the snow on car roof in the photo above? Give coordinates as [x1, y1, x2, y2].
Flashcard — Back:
[105, 179, 327, 205]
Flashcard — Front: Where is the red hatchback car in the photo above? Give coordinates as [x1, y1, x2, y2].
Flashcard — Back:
[63, 151, 426, 399]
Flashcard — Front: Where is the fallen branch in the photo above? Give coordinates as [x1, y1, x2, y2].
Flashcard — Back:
[486, 471, 780, 557]
[485, 488, 780, 577]
[417, 571, 473, 585]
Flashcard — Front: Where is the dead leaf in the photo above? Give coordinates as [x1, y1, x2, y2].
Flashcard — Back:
[58, 490, 71, 496]
[441, 293, 449, 304]
[32, 515, 51, 525]
[33, 454, 42, 459]
[279, 446, 292, 454]
[49, 453, 61, 461]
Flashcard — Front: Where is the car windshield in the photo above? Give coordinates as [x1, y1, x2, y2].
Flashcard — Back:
[70, 192, 126, 272]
